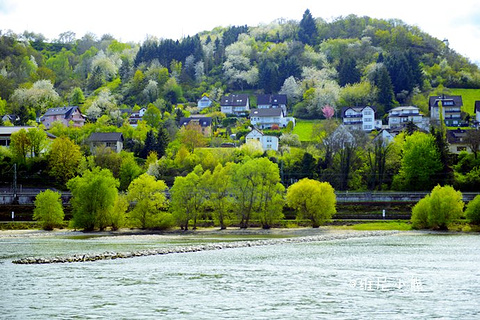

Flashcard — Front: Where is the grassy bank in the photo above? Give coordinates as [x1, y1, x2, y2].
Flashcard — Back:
[337, 221, 412, 231]
[292, 119, 322, 142]
[449, 88, 480, 115]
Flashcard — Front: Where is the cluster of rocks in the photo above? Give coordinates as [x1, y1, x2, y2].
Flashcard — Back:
[12, 230, 398, 265]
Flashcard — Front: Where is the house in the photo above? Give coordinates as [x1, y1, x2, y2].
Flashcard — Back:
[1, 115, 18, 124]
[429, 95, 463, 127]
[220, 94, 249, 116]
[128, 107, 147, 127]
[446, 129, 471, 154]
[179, 116, 213, 137]
[373, 129, 395, 145]
[245, 128, 279, 151]
[250, 108, 295, 129]
[87, 132, 124, 154]
[475, 101, 480, 126]
[388, 106, 428, 130]
[256, 94, 287, 116]
[341, 106, 381, 131]
[197, 96, 213, 111]
[40, 106, 85, 129]
[330, 125, 356, 147]
[0, 126, 55, 147]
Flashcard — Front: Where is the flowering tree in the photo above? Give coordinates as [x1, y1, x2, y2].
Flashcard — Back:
[322, 105, 335, 119]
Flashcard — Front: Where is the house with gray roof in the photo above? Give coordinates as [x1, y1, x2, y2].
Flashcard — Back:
[341, 106, 381, 131]
[245, 128, 278, 151]
[429, 95, 463, 127]
[0, 126, 55, 148]
[179, 116, 213, 137]
[256, 94, 288, 116]
[40, 106, 85, 129]
[197, 96, 213, 111]
[220, 94, 250, 116]
[87, 132, 124, 154]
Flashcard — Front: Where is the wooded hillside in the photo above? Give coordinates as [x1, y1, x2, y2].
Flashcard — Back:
[1, 10, 479, 123]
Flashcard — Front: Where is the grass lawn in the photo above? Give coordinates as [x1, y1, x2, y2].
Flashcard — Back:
[448, 88, 480, 115]
[340, 221, 412, 231]
[292, 119, 323, 142]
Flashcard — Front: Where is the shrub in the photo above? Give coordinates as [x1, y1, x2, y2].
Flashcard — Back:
[411, 195, 431, 229]
[465, 195, 480, 225]
[410, 185, 464, 230]
[33, 190, 64, 230]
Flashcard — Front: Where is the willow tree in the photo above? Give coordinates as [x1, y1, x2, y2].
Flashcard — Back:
[127, 173, 170, 229]
[202, 163, 234, 230]
[170, 165, 205, 230]
[286, 178, 336, 228]
[411, 185, 464, 230]
[231, 158, 284, 229]
[49, 136, 82, 184]
[67, 168, 119, 231]
[33, 190, 64, 230]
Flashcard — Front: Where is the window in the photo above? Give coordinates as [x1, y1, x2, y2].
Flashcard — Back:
[364, 110, 372, 115]
[364, 118, 373, 122]
[364, 125, 372, 130]
[457, 146, 467, 152]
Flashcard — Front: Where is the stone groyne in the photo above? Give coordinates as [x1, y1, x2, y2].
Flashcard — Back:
[12, 230, 398, 265]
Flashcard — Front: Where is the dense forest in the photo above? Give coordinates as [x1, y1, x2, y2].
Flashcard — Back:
[1, 10, 479, 123]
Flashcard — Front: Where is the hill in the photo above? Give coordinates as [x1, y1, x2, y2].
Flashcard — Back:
[0, 11, 479, 124]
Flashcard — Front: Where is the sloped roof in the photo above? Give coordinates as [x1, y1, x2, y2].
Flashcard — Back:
[179, 117, 212, 127]
[446, 129, 467, 144]
[0, 126, 34, 136]
[246, 127, 264, 137]
[88, 132, 124, 142]
[428, 95, 463, 108]
[43, 106, 81, 118]
[341, 106, 376, 117]
[257, 94, 287, 106]
[220, 94, 249, 107]
[250, 108, 283, 117]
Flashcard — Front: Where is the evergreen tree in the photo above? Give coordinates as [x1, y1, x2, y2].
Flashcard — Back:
[298, 9, 318, 45]
[155, 126, 170, 158]
[140, 130, 157, 159]
[279, 56, 302, 84]
[300, 152, 316, 179]
[374, 65, 396, 114]
[338, 58, 361, 86]
[431, 126, 454, 186]
[258, 60, 280, 94]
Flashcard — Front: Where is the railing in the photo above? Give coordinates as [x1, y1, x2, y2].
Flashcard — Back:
[335, 191, 478, 202]
[1, 190, 477, 205]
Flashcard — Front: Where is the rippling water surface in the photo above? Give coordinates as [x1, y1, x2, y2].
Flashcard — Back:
[1, 232, 479, 319]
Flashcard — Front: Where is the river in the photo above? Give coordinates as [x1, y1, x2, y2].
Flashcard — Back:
[1, 231, 479, 319]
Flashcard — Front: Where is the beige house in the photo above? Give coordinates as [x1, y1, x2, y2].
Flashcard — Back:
[179, 116, 213, 137]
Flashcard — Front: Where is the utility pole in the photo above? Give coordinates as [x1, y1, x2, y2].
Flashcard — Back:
[13, 163, 18, 204]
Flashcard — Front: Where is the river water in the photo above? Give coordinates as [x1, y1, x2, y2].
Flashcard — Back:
[1, 232, 479, 319]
